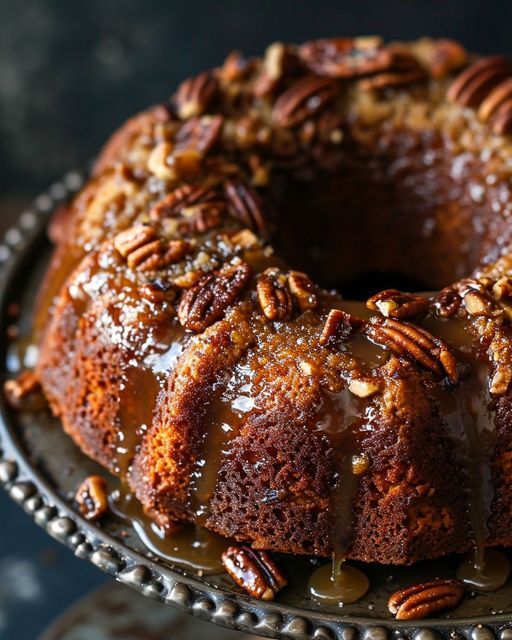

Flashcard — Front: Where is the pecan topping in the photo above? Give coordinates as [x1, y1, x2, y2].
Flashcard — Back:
[253, 42, 299, 97]
[174, 114, 224, 156]
[287, 271, 318, 311]
[150, 185, 217, 220]
[221, 51, 253, 83]
[358, 53, 426, 90]
[478, 77, 512, 122]
[4, 371, 42, 410]
[224, 178, 268, 236]
[491, 99, 512, 135]
[435, 285, 462, 318]
[492, 276, 512, 300]
[298, 37, 392, 78]
[489, 365, 512, 396]
[256, 269, 293, 321]
[366, 289, 429, 319]
[447, 56, 512, 108]
[418, 39, 468, 79]
[272, 75, 338, 128]
[388, 578, 464, 620]
[462, 289, 500, 317]
[180, 201, 226, 233]
[172, 72, 218, 120]
[366, 317, 459, 383]
[75, 475, 108, 522]
[178, 260, 251, 331]
[222, 545, 287, 601]
[348, 378, 380, 398]
[319, 309, 364, 347]
[140, 279, 177, 304]
[114, 226, 192, 272]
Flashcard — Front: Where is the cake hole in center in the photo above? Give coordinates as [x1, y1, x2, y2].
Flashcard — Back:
[271, 130, 508, 299]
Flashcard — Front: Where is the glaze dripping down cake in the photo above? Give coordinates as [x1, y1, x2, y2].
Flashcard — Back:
[34, 37, 512, 565]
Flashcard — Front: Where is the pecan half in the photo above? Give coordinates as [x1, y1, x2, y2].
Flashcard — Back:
[174, 115, 224, 156]
[75, 475, 108, 522]
[478, 77, 512, 121]
[434, 285, 462, 318]
[222, 545, 287, 600]
[253, 42, 300, 97]
[416, 39, 468, 79]
[298, 37, 392, 78]
[178, 260, 251, 331]
[114, 226, 163, 271]
[4, 371, 42, 410]
[447, 56, 512, 107]
[149, 185, 217, 220]
[140, 279, 177, 304]
[366, 289, 429, 319]
[272, 75, 338, 128]
[319, 309, 364, 347]
[220, 51, 254, 83]
[224, 178, 268, 236]
[388, 578, 464, 620]
[256, 269, 293, 321]
[287, 271, 318, 311]
[358, 52, 426, 90]
[114, 226, 191, 271]
[180, 201, 226, 233]
[366, 317, 459, 383]
[172, 71, 218, 120]
[492, 100, 512, 135]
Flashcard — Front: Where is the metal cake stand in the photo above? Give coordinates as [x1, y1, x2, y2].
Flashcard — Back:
[1, 172, 512, 640]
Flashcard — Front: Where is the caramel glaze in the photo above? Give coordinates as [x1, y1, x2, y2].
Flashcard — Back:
[109, 489, 228, 575]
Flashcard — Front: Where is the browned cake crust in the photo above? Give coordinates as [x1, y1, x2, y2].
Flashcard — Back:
[36, 37, 512, 564]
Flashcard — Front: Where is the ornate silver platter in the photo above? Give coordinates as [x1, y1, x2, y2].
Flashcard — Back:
[1, 172, 512, 640]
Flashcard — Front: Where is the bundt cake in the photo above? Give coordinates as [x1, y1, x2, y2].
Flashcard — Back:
[34, 37, 512, 566]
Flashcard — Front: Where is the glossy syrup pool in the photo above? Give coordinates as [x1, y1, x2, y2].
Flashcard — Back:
[3, 237, 512, 620]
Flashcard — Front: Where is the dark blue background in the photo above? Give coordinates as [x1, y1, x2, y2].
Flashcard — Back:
[0, 1, 510, 636]
[2, 0, 512, 198]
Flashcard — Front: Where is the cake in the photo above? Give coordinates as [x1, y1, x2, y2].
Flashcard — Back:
[34, 37, 512, 566]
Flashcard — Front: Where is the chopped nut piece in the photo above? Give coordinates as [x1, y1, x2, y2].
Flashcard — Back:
[367, 289, 429, 319]
[229, 229, 259, 249]
[388, 578, 464, 620]
[4, 371, 42, 410]
[489, 365, 512, 395]
[319, 309, 364, 347]
[75, 475, 108, 522]
[147, 142, 175, 180]
[222, 545, 287, 600]
[352, 453, 370, 475]
[492, 276, 512, 300]
[348, 378, 380, 398]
